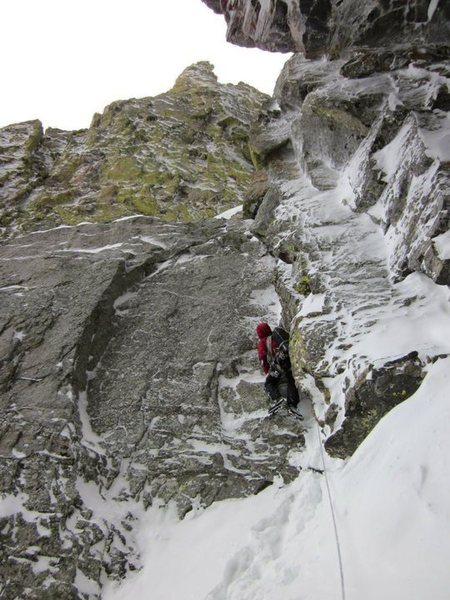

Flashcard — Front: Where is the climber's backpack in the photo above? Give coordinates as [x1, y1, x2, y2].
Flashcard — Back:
[266, 327, 290, 372]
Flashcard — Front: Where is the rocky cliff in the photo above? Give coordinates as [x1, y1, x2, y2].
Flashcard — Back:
[0, 62, 267, 236]
[0, 214, 306, 598]
[203, 0, 450, 57]
[249, 50, 449, 457]
[203, 0, 449, 460]
[0, 65, 302, 599]
[1, 1, 450, 598]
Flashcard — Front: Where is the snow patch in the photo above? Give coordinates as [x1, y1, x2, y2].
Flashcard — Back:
[249, 284, 282, 325]
[0, 492, 29, 518]
[418, 112, 450, 161]
[297, 293, 326, 317]
[427, 0, 440, 21]
[215, 205, 243, 220]
[136, 234, 169, 249]
[103, 359, 450, 600]
[373, 120, 412, 182]
[433, 229, 450, 260]
[75, 568, 101, 596]
[61, 243, 124, 254]
[78, 391, 104, 450]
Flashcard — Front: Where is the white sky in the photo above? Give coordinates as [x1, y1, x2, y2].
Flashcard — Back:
[0, 0, 289, 131]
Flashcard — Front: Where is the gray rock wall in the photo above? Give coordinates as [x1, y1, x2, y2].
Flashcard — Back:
[245, 47, 449, 458]
[0, 215, 304, 598]
[1, 1, 450, 595]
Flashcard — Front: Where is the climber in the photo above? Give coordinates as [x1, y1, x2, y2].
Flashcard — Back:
[256, 322, 302, 417]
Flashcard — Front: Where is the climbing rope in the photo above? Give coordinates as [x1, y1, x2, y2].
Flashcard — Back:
[316, 421, 346, 600]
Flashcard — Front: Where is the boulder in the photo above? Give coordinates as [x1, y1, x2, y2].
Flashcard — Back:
[325, 352, 425, 458]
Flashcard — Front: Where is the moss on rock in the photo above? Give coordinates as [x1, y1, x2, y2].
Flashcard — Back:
[3, 62, 268, 234]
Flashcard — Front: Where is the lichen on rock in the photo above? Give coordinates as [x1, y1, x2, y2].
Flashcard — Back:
[0, 62, 268, 237]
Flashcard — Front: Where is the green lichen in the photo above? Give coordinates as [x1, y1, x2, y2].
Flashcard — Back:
[4, 63, 269, 234]
[53, 206, 86, 225]
[249, 144, 264, 170]
[93, 203, 130, 223]
[289, 327, 310, 375]
[295, 275, 312, 296]
[130, 194, 160, 217]
[24, 121, 44, 154]
[311, 105, 368, 136]
[54, 202, 129, 225]
[164, 203, 192, 223]
[102, 157, 142, 182]
[52, 155, 82, 183]
[33, 190, 75, 210]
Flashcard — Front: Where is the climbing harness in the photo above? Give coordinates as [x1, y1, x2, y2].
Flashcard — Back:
[316, 421, 347, 600]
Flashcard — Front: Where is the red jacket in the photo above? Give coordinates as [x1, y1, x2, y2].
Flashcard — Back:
[256, 322, 274, 375]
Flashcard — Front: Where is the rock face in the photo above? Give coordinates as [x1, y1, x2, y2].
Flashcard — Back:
[241, 36, 449, 458]
[0, 62, 267, 236]
[0, 215, 304, 598]
[1, 2, 450, 597]
[324, 351, 425, 458]
[0, 63, 308, 599]
[202, 0, 450, 58]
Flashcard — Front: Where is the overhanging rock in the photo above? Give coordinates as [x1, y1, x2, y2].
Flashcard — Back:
[201, 0, 450, 58]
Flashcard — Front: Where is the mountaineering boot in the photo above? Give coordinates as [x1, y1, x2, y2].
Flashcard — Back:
[287, 404, 304, 420]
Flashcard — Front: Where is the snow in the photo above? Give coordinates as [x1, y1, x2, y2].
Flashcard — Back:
[28, 224, 74, 235]
[418, 112, 450, 161]
[0, 285, 29, 293]
[0, 492, 29, 519]
[11, 448, 26, 459]
[427, 0, 440, 21]
[215, 205, 243, 220]
[75, 569, 101, 596]
[61, 243, 124, 254]
[31, 556, 58, 575]
[372, 120, 412, 183]
[433, 229, 450, 260]
[77, 390, 104, 450]
[113, 290, 139, 315]
[334, 358, 450, 600]
[13, 330, 26, 341]
[248, 280, 282, 325]
[103, 358, 450, 600]
[296, 293, 326, 317]
[113, 214, 142, 222]
[136, 234, 169, 248]
[338, 272, 450, 368]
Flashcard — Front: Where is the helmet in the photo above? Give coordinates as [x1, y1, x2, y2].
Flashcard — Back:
[256, 322, 272, 339]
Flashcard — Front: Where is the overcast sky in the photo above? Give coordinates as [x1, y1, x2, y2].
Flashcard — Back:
[0, 0, 289, 131]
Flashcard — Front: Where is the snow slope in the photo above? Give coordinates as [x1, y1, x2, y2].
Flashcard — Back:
[103, 356, 450, 600]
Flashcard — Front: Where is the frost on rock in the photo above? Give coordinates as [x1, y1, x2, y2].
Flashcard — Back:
[202, 0, 450, 57]
[0, 215, 305, 597]
[1, 4, 450, 598]
[248, 48, 450, 459]
[0, 62, 268, 238]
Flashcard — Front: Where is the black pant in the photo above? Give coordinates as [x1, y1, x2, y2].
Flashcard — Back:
[265, 369, 299, 408]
